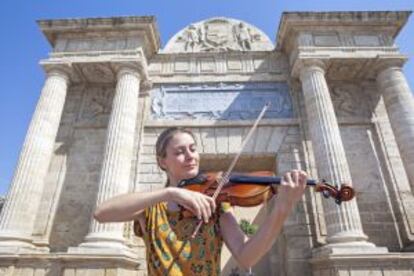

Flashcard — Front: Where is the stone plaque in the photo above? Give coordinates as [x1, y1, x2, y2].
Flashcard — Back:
[150, 82, 293, 120]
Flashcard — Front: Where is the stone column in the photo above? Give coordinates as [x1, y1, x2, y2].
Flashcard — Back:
[299, 60, 385, 255]
[377, 65, 414, 188]
[73, 64, 141, 255]
[0, 64, 70, 253]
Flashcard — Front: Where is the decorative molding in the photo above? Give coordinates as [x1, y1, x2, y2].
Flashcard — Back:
[148, 52, 289, 78]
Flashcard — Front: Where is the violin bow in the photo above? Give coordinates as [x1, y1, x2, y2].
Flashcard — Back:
[190, 102, 271, 238]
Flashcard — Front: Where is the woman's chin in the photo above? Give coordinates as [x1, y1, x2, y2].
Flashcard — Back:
[184, 168, 199, 179]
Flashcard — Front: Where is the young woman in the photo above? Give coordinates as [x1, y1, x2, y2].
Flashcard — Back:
[94, 127, 308, 275]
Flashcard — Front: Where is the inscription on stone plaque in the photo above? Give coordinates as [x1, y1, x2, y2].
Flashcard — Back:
[150, 83, 293, 120]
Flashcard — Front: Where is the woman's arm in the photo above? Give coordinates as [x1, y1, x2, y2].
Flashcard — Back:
[94, 186, 217, 223]
[93, 188, 171, 222]
[219, 170, 307, 269]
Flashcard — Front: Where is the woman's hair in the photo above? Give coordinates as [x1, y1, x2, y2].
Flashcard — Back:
[155, 127, 196, 171]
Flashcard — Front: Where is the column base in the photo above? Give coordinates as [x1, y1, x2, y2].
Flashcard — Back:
[0, 232, 48, 254]
[68, 243, 139, 259]
[68, 232, 138, 259]
[312, 241, 388, 257]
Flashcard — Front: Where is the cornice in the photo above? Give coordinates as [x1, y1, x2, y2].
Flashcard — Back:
[276, 11, 412, 51]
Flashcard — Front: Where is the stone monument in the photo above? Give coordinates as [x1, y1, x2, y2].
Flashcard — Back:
[0, 11, 413, 276]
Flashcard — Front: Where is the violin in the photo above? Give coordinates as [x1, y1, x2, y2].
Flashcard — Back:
[178, 171, 354, 217]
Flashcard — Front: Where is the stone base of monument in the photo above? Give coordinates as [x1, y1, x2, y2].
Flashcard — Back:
[0, 253, 147, 276]
[310, 252, 414, 276]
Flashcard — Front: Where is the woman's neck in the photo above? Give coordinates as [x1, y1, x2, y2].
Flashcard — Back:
[166, 175, 179, 187]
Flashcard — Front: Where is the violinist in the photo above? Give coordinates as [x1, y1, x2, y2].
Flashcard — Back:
[93, 127, 308, 275]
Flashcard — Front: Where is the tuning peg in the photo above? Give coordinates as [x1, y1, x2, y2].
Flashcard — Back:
[322, 190, 331, 198]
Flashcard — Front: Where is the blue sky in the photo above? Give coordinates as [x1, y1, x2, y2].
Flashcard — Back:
[0, 0, 413, 195]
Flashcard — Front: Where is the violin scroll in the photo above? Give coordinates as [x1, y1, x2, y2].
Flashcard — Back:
[315, 180, 355, 205]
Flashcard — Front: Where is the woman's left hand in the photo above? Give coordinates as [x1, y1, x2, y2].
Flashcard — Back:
[275, 169, 308, 211]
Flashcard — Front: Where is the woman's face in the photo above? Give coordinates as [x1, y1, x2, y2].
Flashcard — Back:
[159, 132, 200, 185]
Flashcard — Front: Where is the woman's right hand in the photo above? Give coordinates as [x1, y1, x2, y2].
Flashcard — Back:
[168, 187, 216, 223]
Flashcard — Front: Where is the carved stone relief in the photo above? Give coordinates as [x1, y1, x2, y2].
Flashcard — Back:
[150, 82, 293, 120]
[164, 18, 274, 53]
[326, 60, 366, 80]
[77, 86, 114, 127]
[330, 83, 371, 117]
[79, 63, 115, 83]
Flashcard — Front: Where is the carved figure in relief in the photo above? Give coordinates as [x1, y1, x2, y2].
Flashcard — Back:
[87, 90, 111, 119]
[180, 20, 258, 52]
[235, 22, 252, 50]
[184, 25, 200, 52]
[198, 25, 216, 51]
[331, 85, 370, 117]
[79, 88, 113, 126]
[151, 97, 163, 118]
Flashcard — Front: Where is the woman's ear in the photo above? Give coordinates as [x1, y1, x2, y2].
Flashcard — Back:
[157, 156, 167, 171]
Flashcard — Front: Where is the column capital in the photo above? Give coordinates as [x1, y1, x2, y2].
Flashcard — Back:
[112, 62, 142, 80]
[298, 59, 328, 81]
[292, 57, 328, 80]
[40, 61, 72, 82]
[111, 59, 152, 94]
[374, 55, 407, 79]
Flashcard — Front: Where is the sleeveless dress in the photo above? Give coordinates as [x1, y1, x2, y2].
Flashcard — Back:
[134, 201, 232, 275]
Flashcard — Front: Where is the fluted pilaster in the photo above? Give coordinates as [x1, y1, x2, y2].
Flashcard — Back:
[0, 65, 70, 252]
[377, 66, 414, 189]
[75, 64, 141, 253]
[299, 61, 385, 255]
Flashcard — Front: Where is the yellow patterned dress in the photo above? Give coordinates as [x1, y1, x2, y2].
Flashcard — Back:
[134, 201, 232, 275]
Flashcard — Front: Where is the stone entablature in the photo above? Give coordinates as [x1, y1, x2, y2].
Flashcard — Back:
[148, 51, 289, 83]
[276, 11, 411, 50]
[40, 51, 152, 88]
[38, 16, 160, 58]
[277, 11, 411, 80]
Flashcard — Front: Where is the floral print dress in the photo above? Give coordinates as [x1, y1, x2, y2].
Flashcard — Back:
[134, 201, 232, 275]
